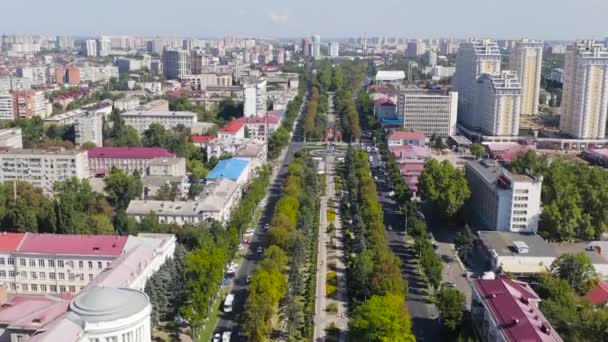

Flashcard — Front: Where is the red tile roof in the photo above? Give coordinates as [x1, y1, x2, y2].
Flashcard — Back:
[189, 135, 216, 143]
[374, 98, 396, 106]
[243, 112, 281, 125]
[474, 277, 562, 342]
[87, 147, 175, 159]
[388, 131, 425, 141]
[218, 118, 245, 134]
[0, 295, 69, 329]
[0, 232, 25, 252]
[18, 233, 128, 256]
[585, 281, 608, 306]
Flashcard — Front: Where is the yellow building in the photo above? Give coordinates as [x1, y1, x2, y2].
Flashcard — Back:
[510, 39, 543, 115]
[560, 40, 608, 139]
[476, 71, 523, 136]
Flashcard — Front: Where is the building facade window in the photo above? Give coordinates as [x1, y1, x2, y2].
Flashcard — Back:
[38, 259, 45, 267]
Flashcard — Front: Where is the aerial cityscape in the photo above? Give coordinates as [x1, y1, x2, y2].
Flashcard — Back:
[2, 1, 608, 342]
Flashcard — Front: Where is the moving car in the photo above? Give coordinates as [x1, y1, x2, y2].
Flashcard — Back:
[222, 331, 232, 342]
[257, 246, 264, 254]
[213, 333, 221, 342]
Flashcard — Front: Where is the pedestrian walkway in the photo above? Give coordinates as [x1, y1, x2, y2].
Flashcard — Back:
[313, 153, 349, 341]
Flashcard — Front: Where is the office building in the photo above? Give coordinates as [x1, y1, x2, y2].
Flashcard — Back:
[87, 147, 176, 175]
[0, 128, 23, 149]
[127, 178, 242, 224]
[470, 276, 563, 342]
[329, 41, 340, 57]
[454, 39, 501, 130]
[426, 50, 437, 66]
[162, 48, 190, 79]
[475, 71, 523, 136]
[11, 90, 51, 119]
[510, 39, 543, 115]
[78, 64, 119, 83]
[83, 39, 97, 57]
[17, 66, 47, 86]
[121, 110, 197, 133]
[407, 40, 426, 57]
[465, 160, 542, 234]
[398, 87, 458, 138]
[243, 79, 267, 117]
[74, 111, 103, 147]
[312, 35, 321, 59]
[560, 40, 608, 139]
[0, 148, 89, 194]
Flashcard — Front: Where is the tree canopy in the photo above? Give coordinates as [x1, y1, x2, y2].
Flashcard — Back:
[350, 293, 416, 342]
[418, 159, 470, 219]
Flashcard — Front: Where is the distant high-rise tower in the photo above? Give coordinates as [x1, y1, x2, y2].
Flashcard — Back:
[406, 40, 425, 58]
[96, 37, 111, 57]
[453, 39, 501, 130]
[312, 35, 321, 59]
[560, 40, 608, 139]
[302, 38, 312, 57]
[510, 39, 543, 115]
[363, 33, 368, 52]
[329, 42, 340, 57]
[162, 48, 190, 79]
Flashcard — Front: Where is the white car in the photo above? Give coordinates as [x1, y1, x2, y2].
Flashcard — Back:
[222, 331, 232, 342]
[212, 333, 221, 342]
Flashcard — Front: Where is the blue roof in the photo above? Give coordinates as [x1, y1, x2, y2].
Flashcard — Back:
[207, 158, 249, 181]
[382, 119, 403, 123]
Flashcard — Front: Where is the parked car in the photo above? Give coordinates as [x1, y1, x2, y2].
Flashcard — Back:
[213, 333, 221, 342]
[257, 246, 263, 254]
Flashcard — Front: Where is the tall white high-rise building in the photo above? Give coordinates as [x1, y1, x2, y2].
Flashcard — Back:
[75, 111, 103, 147]
[162, 48, 191, 79]
[312, 35, 321, 59]
[476, 71, 523, 136]
[329, 42, 340, 57]
[83, 39, 97, 57]
[96, 37, 111, 57]
[510, 39, 543, 115]
[454, 39, 501, 130]
[560, 40, 608, 139]
[243, 79, 267, 117]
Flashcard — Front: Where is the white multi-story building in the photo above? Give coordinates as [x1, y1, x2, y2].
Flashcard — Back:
[0, 93, 13, 120]
[426, 50, 438, 66]
[17, 66, 48, 86]
[454, 39, 501, 130]
[476, 71, 523, 137]
[0, 128, 23, 149]
[398, 87, 458, 138]
[87, 147, 176, 175]
[407, 40, 426, 57]
[329, 42, 340, 57]
[78, 64, 119, 83]
[465, 160, 542, 234]
[121, 110, 197, 133]
[312, 35, 321, 59]
[75, 111, 103, 147]
[162, 48, 190, 79]
[560, 40, 608, 139]
[96, 36, 111, 57]
[83, 39, 97, 57]
[243, 79, 267, 117]
[127, 178, 242, 224]
[114, 96, 140, 111]
[0, 148, 89, 194]
[510, 39, 543, 115]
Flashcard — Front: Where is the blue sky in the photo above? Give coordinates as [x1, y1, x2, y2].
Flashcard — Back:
[2, 0, 607, 40]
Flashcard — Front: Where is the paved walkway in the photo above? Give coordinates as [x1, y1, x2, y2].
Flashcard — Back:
[314, 153, 349, 341]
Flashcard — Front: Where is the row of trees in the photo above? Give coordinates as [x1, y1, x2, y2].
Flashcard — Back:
[512, 151, 608, 241]
[333, 60, 367, 142]
[241, 156, 319, 341]
[341, 147, 415, 341]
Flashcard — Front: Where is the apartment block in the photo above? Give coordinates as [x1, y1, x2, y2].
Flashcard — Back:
[78, 64, 119, 83]
[476, 71, 523, 136]
[87, 147, 176, 175]
[121, 110, 197, 133]
[0, 148, 89, 194]
[0, 128, 23, 149]
[162, 48, 191, 79]
[0, 93, 13, 120]
[454, 39, 501, 130]
[243, 78, 267, 117]
[465, 160, 542, 234]
[560, 40, 608, 139]
[510, 39, 543, 115]
[12, 90, 51, 119]
[398, 87, 458, 138]
[74, 111, 103, 147]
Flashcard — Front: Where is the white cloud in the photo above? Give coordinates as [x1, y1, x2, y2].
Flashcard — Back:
[269, 10, 289, 25]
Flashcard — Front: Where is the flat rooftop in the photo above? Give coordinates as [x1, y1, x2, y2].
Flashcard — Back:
[466, 160, 536, 185]
[477, 231, 557, 258]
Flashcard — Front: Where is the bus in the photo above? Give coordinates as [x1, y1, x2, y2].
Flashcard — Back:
[223, 294, 235, 313]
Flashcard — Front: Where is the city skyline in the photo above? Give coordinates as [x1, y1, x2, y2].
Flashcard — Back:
[2, 0, 608, 40]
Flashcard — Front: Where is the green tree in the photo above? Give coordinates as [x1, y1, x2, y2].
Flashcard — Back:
[454, 224, 474, 263]
[81, 141, 97, 149]
[418, 159, 470, 219]
[469, 143, 486, 159]
[436, 287, 466, 331]
[551, 252, 598, 295]
[350, 293, 416, 342]
[103, 168, 143, 210]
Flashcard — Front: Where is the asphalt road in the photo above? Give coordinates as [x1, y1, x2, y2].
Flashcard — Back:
[214, 103, 306, 339]
[362, 132, 441, 342]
